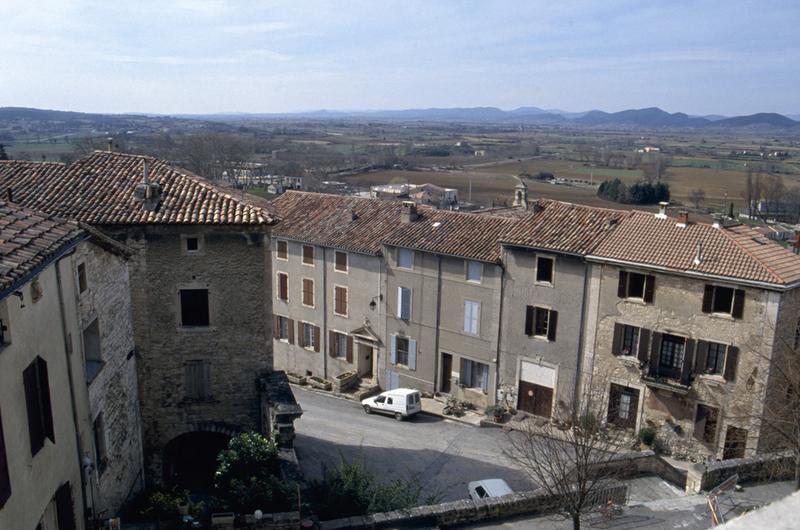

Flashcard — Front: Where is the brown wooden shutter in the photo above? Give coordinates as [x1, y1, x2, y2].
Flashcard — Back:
[0, 408, 10, 509]
[625, 388, 640, 429]
[611, 323, 624, 355]
[618, 271, 628, 298]
[524, 306, 534, 336]
[724, 346, 739, 382]
[694, 341, 709, 375]
[296, 322, 304, 348]
[644, 276, 656, 303]
[547, 310, 558, 342]
[649, 332, 662, 377]
[732, 290, 745, 319]
[55, 482, 76, 530]
[288, 319, 295, 345]
[346, 336, 354, 363]
[342, 288, 348, 315]
[681, 339, 696, 386]
[278, 274, 288, 300]
[313, 326, 321, 352]
[23, 361, 45, 455]
[329, 331, 336, 358]
[273, 315, 280, 340]
[702, 285, 714, 313]
[638, 328, 651, 364]
[607, 384, 620, 423]
[37, 359, 54, 443]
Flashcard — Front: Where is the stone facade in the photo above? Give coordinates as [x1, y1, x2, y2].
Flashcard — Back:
[105, 224, 273, 482]
[73, 240, 143, 516]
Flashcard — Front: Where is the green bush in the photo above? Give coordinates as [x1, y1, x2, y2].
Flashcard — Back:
[638, 426, 657, 446]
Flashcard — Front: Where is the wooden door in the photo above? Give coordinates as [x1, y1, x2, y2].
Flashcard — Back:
[517, 381, 553, 418]
[441, 353, 453, 393]
[723, 426, 747, 460]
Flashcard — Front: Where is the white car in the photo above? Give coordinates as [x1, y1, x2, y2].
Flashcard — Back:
[468, 479, 514, 501]
[361, 388, 422, 421]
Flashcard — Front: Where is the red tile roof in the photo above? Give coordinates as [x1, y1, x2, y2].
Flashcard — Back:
[0, 201, 85, 295]
[590, 211, 800, 286]
[271, 191, 407, 254]
[0, 151, 274, 225]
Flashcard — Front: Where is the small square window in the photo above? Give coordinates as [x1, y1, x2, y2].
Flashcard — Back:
[536, 257, 554, 284]
[466, 261, 482, 283]
[335, 251, 348, 272]
[398, 248, 414, 269]
[186, 237, 199, 251]
[276, 240, 288, 260]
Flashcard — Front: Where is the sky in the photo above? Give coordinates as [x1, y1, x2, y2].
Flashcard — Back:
[1, 0, 798, 116]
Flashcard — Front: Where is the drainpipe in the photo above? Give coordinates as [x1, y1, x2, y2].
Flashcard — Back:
[493, 258, 506, 406]
[322, 247, 328, 379]
[573, 260, 591, 418]
[55, 255, 91, 527]
[432, 256, 442, 393]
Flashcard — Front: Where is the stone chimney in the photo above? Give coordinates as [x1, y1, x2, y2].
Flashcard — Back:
[655, 201, 669, 219]
[133, 159, 162, 211]
[676, 211, 689, 228]
[513, 181, 528, 208]
[693, 240, 704, 265]
[107, 137, 113, 152]
[400, 201, 419, 223]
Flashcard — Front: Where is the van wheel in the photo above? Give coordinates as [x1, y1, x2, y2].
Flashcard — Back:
[363, 405, 372, 414]
[394, 412, 403, 421]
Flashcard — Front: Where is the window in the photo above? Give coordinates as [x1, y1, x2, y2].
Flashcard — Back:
[611, 323, 648, 358]
[83, 318, 103, 383]
[77, 263, 87, 293]
[0, 302, 10, 347]
[460, 358, 489, 392]
[23, 356, 55, 455]
[329, 331, 351, 360]
[536, 256, 554, 284]
[702, 285, 745, 318]
[299, 322, 320, 351]
[302, 278, 315, 307]
[185, 360, 212, 400]
[390, 335, 416, 369]
[622, 325, 640, 356]
[335, 251, 348, 272]
[695, 340, 738, 381]
[618, 271, 655, 302]
[525, 306, 558, 341]
[334, 286, 348, 316]
[659, 334, 685, 379]
[694, 404, 719, 444]
[466, 261, 482, 283]
[93, 414, 108, 473]
[275, 316, 291, 342]
[276, 240, 288, 260]
[180, 289, 210, 327]
[398, 248, 414, 269]
[277, 272, 288, 301]
[705, 342, 727, 375]
[607, 384, 640, 429]
[302, 245, 315, 265]
[0, 408, 10, 509]
[463, 300, 480, 335]
[397, 286, 412, 320]
[186, 237, 199, 252]
[55, 482, 76, 530]
[31, 276, 43, 303]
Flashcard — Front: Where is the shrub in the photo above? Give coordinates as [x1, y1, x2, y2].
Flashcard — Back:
[638, 426, 657, 446]
[597, 178, 669, 205]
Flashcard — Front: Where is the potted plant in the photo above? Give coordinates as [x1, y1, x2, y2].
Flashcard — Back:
[485, 404, 506, 423]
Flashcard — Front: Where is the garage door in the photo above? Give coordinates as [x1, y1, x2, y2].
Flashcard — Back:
[517, 362, 555, 418]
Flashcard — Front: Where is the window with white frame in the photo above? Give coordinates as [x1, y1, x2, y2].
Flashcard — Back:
[302, 322, 315, 350]
[398, 248, 414, 269]
[397, 286, 412, 320]
[463, 300, 480, 335]
[460, 358, 489, 392]
[466, 261, 482, 283]
[276, 240, 288, 260]
[334, 251, 348, 272]
[390, 335, 417, 370]
[276, 316, 290, 341]
[536, 256, 554, 284]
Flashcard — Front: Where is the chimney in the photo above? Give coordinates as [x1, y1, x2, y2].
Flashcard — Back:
[676, 211, 689, 228]
[133, 159, 161, 211]
[107, 137, 113, 152]
[712, 213, 722, 229]
[513, 181, 528, 208]
[693, 240, 704, 265]
[655, 201, 669, 219]
[400, 201, 419, 223]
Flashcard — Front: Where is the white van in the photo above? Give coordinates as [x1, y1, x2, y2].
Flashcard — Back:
[468, 479, 514, 501]
[361, 388, 422, 420]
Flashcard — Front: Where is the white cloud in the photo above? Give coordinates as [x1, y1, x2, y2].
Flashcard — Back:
[220, 21, 292, 34]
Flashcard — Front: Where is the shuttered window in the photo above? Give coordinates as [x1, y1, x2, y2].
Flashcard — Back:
[302, 245, 315, 265]
[276, 240, 288, 260]
[180, 289, 210, 327]
[397, 287, 412, 320]
[55, 482, 76, 530]
[0, 408, 10, 509]
[302, 278, 315, 307]
[618, 271, 655, 303]
[329, 331, 353, 362]
[277, 273, 288, 301]
[390, 335, 416, 370]
[607, 384, 640, 429]
[702, 285, 745, 318]
[23, 356, 55, 456]
[334, 286, 348, 316]
[460, 358, 489, 392]
[463, 300, 480, 335]
[526, 306, 558, 341]
[185, 360, 212, 401]
[299, 322, 320, 352]
[335, 251, 348, 272]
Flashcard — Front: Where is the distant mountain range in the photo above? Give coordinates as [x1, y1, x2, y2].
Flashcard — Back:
[2, 106, 798, 132]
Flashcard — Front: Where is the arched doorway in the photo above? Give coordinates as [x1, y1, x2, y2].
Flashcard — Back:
[163, 431, 231, 493]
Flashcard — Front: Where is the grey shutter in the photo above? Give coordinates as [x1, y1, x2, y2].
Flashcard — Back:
[695, 340, 709, 375]
[390, 335, 397, 364]
[618, 271, 628, 298]
[611, 323, 624, 355]
[702, 285, 714, 313]
[681, 339, 696, 386]
[644, 276, 656, 303]
[480, 364, 489, 392]
[37, 359, 54, 443]
[732, 290, 745, 319]
[547, 310, 558, 342]
[525, 306, 534, 336]
[461, 358, 472, 387]
[724, 346, 739, 382]
[201, 362, 211, 399]
[463, 301, 471, 333]
[24, 360, 45, 454]
[638, 328, 651, 364]
[408, 339, 417, 371]
[649, 332, 662, 377]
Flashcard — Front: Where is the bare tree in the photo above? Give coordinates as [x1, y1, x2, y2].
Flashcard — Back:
[504, 388, 631, 530]
[689, 188, 706, 209]
[641, 154, 671, 183]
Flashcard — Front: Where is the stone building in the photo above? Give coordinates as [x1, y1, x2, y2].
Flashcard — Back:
[582, 208, 800, 459]
[0, 151, 284, 492]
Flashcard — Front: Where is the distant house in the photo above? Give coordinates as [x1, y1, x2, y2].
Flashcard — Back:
[370, 183, 458, 209]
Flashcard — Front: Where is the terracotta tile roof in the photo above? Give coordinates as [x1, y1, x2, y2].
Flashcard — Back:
[0, 151, 274, 225]
[0, 201, 85, 296]
[270, 191, 406, 254]
[591, 211, 800, 286]
[499, 199, 630, 255]
[382, 207, 517, 263]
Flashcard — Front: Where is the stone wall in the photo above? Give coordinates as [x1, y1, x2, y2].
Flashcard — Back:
[686, 453, 795, 494]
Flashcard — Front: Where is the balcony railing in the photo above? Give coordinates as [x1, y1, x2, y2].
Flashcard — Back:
[641, 366, 691, 394]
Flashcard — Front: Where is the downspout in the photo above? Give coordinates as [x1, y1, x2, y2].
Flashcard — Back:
[573, 260, 591, 417]
[322, 247, 328, 379]
[55, 254, 91, 526]
[432, 255, 442, 392]
[494, 258, 506, 406]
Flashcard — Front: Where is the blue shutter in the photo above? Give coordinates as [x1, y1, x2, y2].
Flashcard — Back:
[390, 335, 397, 364]
[408, 339, 417, 370]
[480, 364, 489, 392]
[463, 301, 471, 333]
[461, 358, 472, 387]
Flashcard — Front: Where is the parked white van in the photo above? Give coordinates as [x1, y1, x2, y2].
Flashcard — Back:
[468, 479, 513, 501]
[361, 388, 422, 420]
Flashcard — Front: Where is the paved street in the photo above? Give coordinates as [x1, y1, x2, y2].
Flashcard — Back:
[292, 387, 533, 502]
